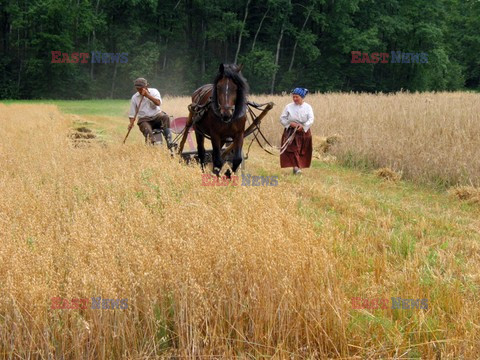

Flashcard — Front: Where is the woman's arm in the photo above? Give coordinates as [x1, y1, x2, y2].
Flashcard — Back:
[302, 104, 315, 132]
[279, 105, 291, 128]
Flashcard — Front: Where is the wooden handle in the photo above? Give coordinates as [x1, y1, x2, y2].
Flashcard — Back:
[122, 95, 144, 144]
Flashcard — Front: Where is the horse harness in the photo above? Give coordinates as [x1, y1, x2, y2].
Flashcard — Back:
[183, 86, 276, 157]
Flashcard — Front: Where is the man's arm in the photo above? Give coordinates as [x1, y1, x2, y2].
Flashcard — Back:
[128, 117, 135, 130]
[128, 97, 137, 118]
[128, 97, 137, 129]
[139, 88, 161, 106]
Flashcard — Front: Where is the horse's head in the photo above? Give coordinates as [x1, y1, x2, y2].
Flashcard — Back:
[212, 63, 248, 123]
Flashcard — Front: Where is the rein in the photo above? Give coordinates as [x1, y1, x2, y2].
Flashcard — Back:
[178, 97, 278, 158]
[279, 127, 298, 155]
[245, 103, 276, 156]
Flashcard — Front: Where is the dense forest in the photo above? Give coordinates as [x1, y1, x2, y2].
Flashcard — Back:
[0, 0, 479, 99]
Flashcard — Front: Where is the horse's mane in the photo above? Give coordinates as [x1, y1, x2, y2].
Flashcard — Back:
[212, 64, 249, 121]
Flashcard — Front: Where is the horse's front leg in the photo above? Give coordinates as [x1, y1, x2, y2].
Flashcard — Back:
[211, 136, 224, 177]
[230, 134, 244, 174]
[195, 131, 206, 172]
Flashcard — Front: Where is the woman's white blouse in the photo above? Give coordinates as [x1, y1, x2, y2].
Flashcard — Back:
[279, 102, 314, 132]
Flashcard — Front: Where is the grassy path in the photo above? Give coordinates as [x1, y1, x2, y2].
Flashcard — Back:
[248, 149, 480, 357]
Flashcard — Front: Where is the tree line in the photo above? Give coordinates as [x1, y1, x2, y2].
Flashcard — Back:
[0, 0, 479, 99]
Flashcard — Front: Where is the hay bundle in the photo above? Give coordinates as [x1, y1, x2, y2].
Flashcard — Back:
[313, 134, 341, 154]
[449, 186, 480, 204]
[75, 126, 93, 133]
[374, 167, 402, 182]
[312, 134, 340, 161]
[69, 131, 96, 140]
[68, 125, 100, 148]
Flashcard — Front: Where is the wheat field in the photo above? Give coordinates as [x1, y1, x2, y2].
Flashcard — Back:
[0, 94, 479, 359]
[233, 92, 480, 187]
[161, 91, 480, 186]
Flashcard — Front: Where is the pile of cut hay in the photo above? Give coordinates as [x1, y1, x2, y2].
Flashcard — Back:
[312, 135, 340, 162]
[449, 186, 480, 204]
[68, 119, 103, 148]
[374, 167, 402, 182]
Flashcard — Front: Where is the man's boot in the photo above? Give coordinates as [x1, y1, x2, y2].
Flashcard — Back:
[163, 127, 175, 156]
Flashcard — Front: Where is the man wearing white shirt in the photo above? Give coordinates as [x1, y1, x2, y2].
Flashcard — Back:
[279, 87, 314, 175]
[128, 78, 173, 150]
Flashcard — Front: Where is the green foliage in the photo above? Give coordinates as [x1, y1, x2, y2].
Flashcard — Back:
[240, 49, 277, 93]
[0, 0, 478, 99]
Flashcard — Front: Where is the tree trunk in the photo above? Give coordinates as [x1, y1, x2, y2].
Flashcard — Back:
[162, 38, 168, 71]
[74, 0, 80, 46]
[17, 59, 22, 94]
[201, 20, 206, 76]
[90, 30, 95, 80]
[0, 8, 9, 54]
[251, 6, 269, 51]
[186, 0, 193, 50]
[224, 40, 228, 63]
[288, 7, 312, 72]
[110, 60, 117, 98]
[234, 0, 251, 64]
[155, 16, 160, 77]
[0, 11, 8, 86]
[16, 27, 21, 93]
[270, 19, 286, 94]
[90, 0, 101, 80]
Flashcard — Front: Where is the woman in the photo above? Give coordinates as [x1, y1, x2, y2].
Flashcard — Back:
[279, 87, 314, 175]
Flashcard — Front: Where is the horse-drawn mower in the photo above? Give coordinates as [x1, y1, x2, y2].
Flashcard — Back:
[124, 64, 275, 174]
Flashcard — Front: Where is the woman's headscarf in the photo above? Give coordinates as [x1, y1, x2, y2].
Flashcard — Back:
[291, 87, 309, 98]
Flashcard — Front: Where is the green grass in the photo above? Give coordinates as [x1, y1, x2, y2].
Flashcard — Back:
[251, 154, 480, 352]
[1, 99, 130, 117]
[272, 159, 479, 355]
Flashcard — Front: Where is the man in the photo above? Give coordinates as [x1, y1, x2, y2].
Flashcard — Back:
[128, 78, 173, 151]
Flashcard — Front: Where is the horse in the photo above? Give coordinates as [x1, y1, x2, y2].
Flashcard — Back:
[178, 63, 249, 177]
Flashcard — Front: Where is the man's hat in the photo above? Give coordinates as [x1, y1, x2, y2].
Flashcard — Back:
[134, 78, 148, 87]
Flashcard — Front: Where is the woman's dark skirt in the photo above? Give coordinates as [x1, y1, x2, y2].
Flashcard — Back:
[280, 127, 313, 169]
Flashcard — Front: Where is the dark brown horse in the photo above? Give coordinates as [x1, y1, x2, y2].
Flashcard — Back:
[178, 63, 249, 177]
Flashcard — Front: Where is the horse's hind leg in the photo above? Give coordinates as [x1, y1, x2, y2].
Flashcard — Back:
[195, 131, 207, 172]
